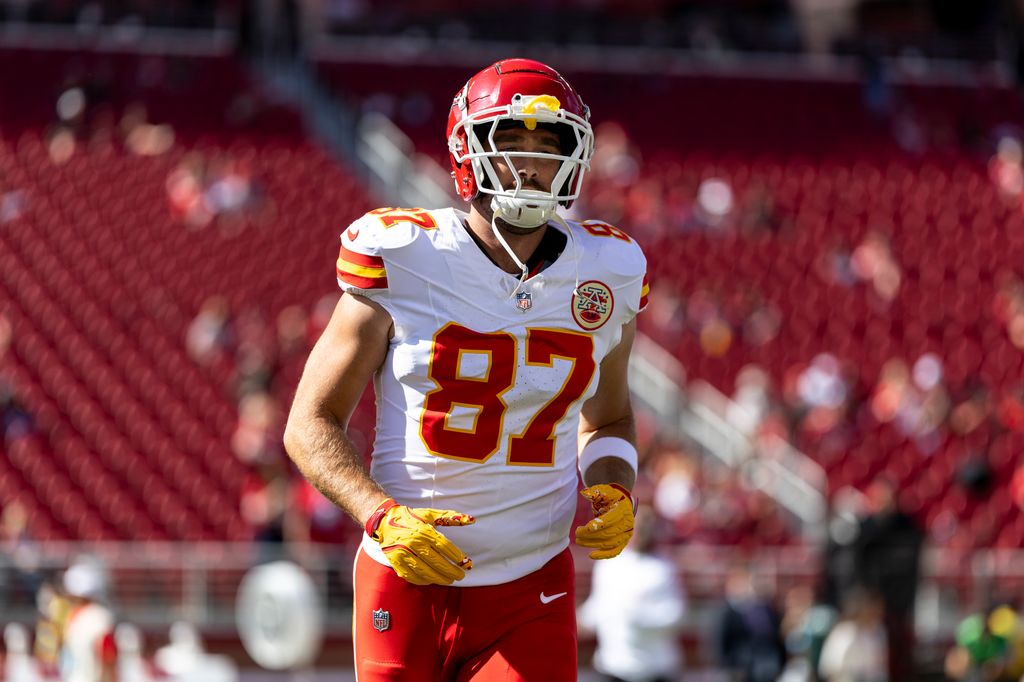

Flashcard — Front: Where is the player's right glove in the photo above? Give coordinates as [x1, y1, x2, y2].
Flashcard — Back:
[364, 498, 475, 586]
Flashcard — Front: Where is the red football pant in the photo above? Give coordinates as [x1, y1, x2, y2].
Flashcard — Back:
[353, 547, 577, 681]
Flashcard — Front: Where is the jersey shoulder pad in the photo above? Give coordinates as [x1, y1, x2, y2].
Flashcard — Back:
[571, 219, 649, 314]
[572, 219, 647, 278]
[335, 208, 440, 293]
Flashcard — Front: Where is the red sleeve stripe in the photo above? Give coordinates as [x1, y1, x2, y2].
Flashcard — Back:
[338, 243, 385, 268]
[639, 275, 650, 310]
[337, 270, 388, 290]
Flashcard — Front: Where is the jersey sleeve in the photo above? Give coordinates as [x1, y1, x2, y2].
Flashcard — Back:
[613, 232, 649, 321]
[623, 257, 648, 322]
[575, 219, 649, 322]
[639, 270, 650, 313]
[335, 213, 389, 297]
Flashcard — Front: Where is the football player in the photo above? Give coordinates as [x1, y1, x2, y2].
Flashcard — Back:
[285, 58, 649, 681]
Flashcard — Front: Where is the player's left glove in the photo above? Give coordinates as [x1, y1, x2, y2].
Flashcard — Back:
[574, 483, 635, 560]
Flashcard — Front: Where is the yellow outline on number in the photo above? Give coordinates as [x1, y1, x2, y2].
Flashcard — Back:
[507, 327, 596, 467]
[418, 322, 518, 464]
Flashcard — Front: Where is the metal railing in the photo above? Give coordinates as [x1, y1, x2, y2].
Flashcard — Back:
[0, 540, 1014, 651]
[0, 541, 355, 633]
[629, 333, 829, 542]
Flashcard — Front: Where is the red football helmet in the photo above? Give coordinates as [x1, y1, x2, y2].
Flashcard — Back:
[446, 58, 594, 228]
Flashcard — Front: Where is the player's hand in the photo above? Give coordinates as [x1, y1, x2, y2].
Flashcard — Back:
[365, 499, 475, 586]
[575, 484, 635, 560]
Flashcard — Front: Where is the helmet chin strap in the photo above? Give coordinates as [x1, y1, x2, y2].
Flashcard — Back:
[490, 206, 582, 304]
[489, 206, 530, 300]
[550, 212, 582, 298]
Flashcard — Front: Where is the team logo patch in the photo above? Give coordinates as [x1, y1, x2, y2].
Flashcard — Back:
[515, 291, 533, 311]
[372, 608, 391, 632]
[571, 280, 614, 330]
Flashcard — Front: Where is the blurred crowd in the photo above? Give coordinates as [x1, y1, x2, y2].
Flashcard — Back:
[184, 290, 354, 549]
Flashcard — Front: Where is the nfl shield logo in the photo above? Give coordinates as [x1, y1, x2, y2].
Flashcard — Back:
[515, 291, 533, 311]
[372, 608, 391, 632]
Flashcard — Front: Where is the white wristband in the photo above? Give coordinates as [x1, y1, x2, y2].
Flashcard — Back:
[578, 436, 638, 481]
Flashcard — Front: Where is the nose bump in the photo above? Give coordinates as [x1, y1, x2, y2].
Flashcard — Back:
[518, 163, 538, 179]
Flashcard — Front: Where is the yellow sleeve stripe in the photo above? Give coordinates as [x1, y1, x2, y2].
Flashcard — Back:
[336, 257, 387, 279]
[641, 283, 650, 297]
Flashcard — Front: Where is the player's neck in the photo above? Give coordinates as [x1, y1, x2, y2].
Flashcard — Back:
[465, 205, 546, 275]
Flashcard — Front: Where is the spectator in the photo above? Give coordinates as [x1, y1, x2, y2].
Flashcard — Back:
[651, 448, 700, 530]
[34, 580, 69, 675]
[307, 293, 340, 343]
[0, 377, 33, 445]
[850, 231, 901, 305]
[284, 477, 351, 547]
[993, 274, 1024, 350]
[1, 500, 41, 608]
[989, 135, 1024, 201]
[590, 121, 642, 189]
[186, 295, 233, 366]
[60, 559, 118, 682]
[780, 584, 838, 682]
[945, 604, 1024, 682]
[231, 391, 282, 464]
[687, 178, 735, 233]
[239, 456, 289, 543]
[275, 304, 309, 362]
[154, 621, 239, 681]
[853, 477, 924, 682]
[715, 565, 787, 682]
[738, 180, 785, 234]
[578, 504, 687, 682]
[821, 487, 866, 614]
[817, 589, 888, 682]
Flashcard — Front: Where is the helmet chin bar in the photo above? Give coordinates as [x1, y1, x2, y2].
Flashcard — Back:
[490, 190, 558, 229]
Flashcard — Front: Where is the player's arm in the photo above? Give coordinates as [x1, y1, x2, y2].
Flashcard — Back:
[578, 317, 638, 490]
[283, 291, 474, 585]
[284, 292, 392, 525]
[574, 318, 639, 559]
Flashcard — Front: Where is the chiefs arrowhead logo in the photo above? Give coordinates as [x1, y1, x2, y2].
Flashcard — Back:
[346, 226, 361, 241]
[571, 280, 614, 331]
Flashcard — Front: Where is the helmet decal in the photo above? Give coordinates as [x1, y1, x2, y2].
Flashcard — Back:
[517, 94, 561, 130]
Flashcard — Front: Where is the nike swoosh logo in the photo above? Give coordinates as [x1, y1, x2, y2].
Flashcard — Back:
[347, 227, 360, 241]
[539, 591, 568, 605]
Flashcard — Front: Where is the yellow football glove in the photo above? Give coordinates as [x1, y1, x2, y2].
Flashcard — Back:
[364, 498, 475, 586]
[575, 483, 635, 560]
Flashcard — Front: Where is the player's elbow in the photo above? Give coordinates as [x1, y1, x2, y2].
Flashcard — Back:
[283, 402, 313, 464]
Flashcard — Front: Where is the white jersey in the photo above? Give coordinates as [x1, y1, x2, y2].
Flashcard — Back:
[60, 603, 116, 682]
[336, 207, 648, 586]
[579, 548, 687, 680]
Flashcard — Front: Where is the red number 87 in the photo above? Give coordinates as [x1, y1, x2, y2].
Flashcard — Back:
[419, 323, 596, 467]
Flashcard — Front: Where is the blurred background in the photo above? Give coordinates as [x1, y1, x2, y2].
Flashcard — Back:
[2, 0, 1024, 680]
